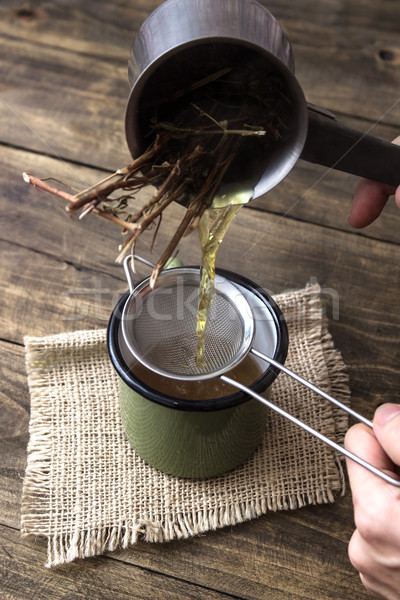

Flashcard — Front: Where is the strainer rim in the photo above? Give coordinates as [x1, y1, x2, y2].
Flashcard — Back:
[107, 268, 288, 412]
[120, 267, 255, 380]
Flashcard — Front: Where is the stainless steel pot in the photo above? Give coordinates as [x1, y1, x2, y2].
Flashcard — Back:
[125, 0, 400, 197]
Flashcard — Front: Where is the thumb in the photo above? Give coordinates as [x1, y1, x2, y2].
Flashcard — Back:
[347, 179, 393, 228]
[373, 403, 400, 467]
[392, 136, 400, 211]
[396, 185, 400, 210]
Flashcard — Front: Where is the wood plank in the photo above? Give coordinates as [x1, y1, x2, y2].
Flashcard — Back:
[0, 240, 125, 344]
[263, 0, 400, 124]
[0, 524, 238, 600]
[1, 187, 393, 599]
[250, 145, 400, 245]
[0, 339, 28, 534]
[5, 138, 400, 264]
[2, 0, 400, 125]
[0, 340, 367, 600]
[2, 148, 399, 413]
[1, 146, 131, 277]
[215, 209, 400, 414]
[108, 499, 371, 600]
[2, 0, 400, 238]
[0, 340, 29, 530]
[1, 198, 393, 600]
[1, 145, 205, 277]
[0, 0, 161, 59]
[0, 341, 29, 439]
[0, 338, 364, 600]
[3, 142, 400, 287]
[0, 34, 130, 170]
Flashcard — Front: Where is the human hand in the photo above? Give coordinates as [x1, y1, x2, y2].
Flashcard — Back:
[347, 136, 400, 228]
[345, 403, 400, 599]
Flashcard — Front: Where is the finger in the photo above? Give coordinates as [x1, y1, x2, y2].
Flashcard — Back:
[396, 185, 400, 210]
[348, 135, 400, 228]
[392, 135, 400, 211]
[349, 516, 400, 599]
[348, 178, 394, 228]
[359, 573, 390, 600]
[373, 403, 400, 466]
[348, 528, 372, 573]
[344, 424, 395, 506]
[351, 532, 400, 600]
[348, 532, 381, 598]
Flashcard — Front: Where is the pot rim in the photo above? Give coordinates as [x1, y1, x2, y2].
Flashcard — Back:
[107, 267, 288, 412]
[125, 37, 307, 200]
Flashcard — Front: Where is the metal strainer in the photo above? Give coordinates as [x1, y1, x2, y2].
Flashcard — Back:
[122, 267, 254, 380]
[121, 256, 400, 487]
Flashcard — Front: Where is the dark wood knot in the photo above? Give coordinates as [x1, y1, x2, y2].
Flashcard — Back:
[377, 48, 400, 65]
[14, 7, 40, 22]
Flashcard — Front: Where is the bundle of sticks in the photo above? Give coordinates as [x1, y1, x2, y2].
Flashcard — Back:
[23, 66, 290, 286]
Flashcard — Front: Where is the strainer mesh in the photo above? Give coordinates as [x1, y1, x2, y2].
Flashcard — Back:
[124, 278, 247, 378]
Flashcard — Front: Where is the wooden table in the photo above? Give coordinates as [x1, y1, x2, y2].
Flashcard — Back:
[1, 1, 399, 598]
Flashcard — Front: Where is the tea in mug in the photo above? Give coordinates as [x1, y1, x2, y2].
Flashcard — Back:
[130, 352, 264, 400]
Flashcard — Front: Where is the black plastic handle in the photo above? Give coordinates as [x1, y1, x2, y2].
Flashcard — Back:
[300, 107, 400, 187]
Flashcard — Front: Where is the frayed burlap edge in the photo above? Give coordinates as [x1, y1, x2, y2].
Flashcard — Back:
[22, 339, 55, 540]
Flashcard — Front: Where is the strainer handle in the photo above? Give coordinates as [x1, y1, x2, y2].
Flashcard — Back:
[123, 255, 156, 292]
[251, 348, 372, 427]
[123, 254, 184, 292]
[220, 373, 400, 488]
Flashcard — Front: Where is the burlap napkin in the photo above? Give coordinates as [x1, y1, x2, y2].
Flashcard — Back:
[21, 283, 350, 568]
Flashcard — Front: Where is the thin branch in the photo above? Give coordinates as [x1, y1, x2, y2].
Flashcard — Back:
[149, 196, 203, 288]
[66, 137, 162, 212]
[22, 172, 76, 203]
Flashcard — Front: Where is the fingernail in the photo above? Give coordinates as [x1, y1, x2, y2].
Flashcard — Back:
[374, 403, 400, 426]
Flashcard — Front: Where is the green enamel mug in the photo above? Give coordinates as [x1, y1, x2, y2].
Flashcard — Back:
[107, 266, 288, 479]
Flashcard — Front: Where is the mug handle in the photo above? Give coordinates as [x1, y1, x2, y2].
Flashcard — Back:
[300, 105, 400, 187]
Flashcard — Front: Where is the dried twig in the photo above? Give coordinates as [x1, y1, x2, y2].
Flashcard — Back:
[23, 66, 290, 285]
